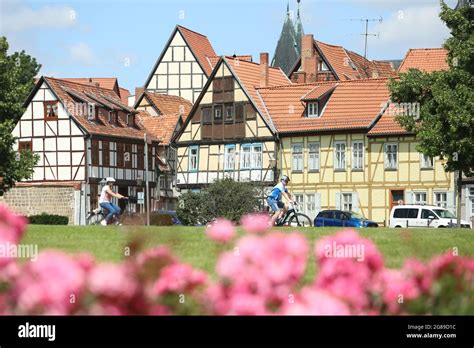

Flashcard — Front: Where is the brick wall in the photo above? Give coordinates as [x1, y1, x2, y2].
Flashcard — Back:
[0, 186, 76, 224]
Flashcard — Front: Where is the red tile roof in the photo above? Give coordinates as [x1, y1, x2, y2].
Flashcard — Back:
[258, 78, 391, 133]
[291, 39, 396, 80]
[136, 110, 181, 146]
[60, 77, 118, 90]
[398, 48, 449, 73]
[225, 57, 290, 128]
[301, 84, 336, 101]
[60, 77, 131, 104]
[177, 25, 217, 76]
[41, 77, 155, 141]
[368, 103, 411, 136]
[142, 92, 192, 117]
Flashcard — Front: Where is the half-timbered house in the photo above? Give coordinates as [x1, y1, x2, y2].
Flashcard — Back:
[256, 78, 455, 225]
[135, 91, 192, 210]
[4, 77, 160, 224]
[142, 25, 217, 103]
[172, 53, 290, 192]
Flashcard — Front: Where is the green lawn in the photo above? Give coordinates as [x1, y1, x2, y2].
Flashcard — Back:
[22, 225, 474, 282]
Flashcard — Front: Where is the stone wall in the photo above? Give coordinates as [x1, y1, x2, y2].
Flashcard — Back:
[0, 185, 76, 224]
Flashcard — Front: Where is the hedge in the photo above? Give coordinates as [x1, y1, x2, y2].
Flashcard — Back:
[28, 213, 69, 225]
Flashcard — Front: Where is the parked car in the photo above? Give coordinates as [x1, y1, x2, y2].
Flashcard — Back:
[314, 210, 378, 227]
[389, 205, 472, 228]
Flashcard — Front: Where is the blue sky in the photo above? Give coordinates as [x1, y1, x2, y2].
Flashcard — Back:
[1, 0, 458, 92]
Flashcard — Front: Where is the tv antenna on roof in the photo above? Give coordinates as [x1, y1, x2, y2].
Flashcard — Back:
[344, 17, 382, 61]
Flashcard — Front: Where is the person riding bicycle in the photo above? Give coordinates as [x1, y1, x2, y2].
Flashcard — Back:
[267, 175, 295, 226]
[99, 177, 127, 226]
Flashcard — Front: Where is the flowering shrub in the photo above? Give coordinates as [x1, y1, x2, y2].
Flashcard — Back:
[1, 204, 473, 315]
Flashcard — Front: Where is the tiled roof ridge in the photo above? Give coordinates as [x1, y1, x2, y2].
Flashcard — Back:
[45, 77, 119, 95]
[177, 25, 209, 38]
[224, 56, 284, 71]
[257, 77, 392, 90]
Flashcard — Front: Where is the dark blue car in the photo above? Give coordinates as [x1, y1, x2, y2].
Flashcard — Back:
[314, 210, 378, 228]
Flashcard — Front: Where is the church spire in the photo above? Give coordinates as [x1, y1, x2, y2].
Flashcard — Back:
[295, 0, 304, 51]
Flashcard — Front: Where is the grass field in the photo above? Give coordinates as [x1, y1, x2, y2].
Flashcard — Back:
[22, 225, 474, 283]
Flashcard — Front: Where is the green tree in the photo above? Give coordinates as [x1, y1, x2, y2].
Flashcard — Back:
[0, 36, 41, 123]
[388, 2, 474, 226]
[0, 120, 39, 195]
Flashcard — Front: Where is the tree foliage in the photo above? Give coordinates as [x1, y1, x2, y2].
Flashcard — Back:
[0, 36, 41, 123]
[176, 178, 262, 225]
[388, 2, 474, 176]
[0, 120, 39, 194]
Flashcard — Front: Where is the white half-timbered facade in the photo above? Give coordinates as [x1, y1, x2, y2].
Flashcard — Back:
[9, 77, 160, 224]
[143, 25, 217, 103]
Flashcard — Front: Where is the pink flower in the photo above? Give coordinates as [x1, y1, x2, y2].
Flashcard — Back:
[151, 263, 207, 296]
[378, 269, 420, 314]
[314, 230, 384, 312]
[135, 246, 176, 281]
[0, 204, 27, 267]
[240, 213, 271, 234]
[88, 263, 138, 301]
[282, 287, 350, 315]
[206, 219, 235, 243]
[12, 251, 87, 314]
[211, 232, 308, 314]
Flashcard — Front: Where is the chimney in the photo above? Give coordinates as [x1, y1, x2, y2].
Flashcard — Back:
[301, 34, 318, 83]
[135, 87, 145, 99]
[260, 52, 269, 88]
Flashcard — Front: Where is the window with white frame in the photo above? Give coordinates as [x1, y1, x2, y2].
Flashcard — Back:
[434, 192, 447, 208]
[420, 153, 434, 169]
[305, 193, 316, 217]
[188, 146, 199, 172]
[241, 143, 262, 169]
[414, 192, 427, 205]
[294, 194, 304, 207]
[224, 145, 235, 171]
[334, 142, 346, 170]
[308, 143, 320, 171]
[307, 102, 319, 118]
[342, 193, 353, 211]
[292, 143, 303, 171]
[384, 143, 398, 169]
[352, 141, 364, 170]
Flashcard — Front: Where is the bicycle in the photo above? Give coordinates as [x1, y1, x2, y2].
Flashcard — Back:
[86, 197, 132, 226]
[271, 202, 312, 227]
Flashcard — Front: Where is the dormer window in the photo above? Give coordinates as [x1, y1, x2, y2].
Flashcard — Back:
[307, 102, 319, 118]
[108, 111, 118, 125]
[87, 103, 96, 121]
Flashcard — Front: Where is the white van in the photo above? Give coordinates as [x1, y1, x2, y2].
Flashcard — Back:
[389, 205, 472, 228]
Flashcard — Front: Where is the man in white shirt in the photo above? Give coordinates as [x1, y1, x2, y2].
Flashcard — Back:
[99, 177, 126, 226]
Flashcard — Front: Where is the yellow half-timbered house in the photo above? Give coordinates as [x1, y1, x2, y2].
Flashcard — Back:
[173, 53, 289, 191]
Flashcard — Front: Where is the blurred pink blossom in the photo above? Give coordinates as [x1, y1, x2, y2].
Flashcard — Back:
[206, 219, 236, 243]
[13, 251, 88, 314]
[240, 213, 271, 234]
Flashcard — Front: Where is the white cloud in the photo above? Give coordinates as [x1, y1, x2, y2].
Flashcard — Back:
[0, 0, 77, 32]
[368, 5, 451, 58]
[68, 43, 95, 65]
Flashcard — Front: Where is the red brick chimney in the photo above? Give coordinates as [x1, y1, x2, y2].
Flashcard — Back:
[135, 87, 145, 99]
[260, 53, 269, 88]
[301, 34, 318, 83]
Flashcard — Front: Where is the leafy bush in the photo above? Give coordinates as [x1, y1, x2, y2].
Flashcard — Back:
[150, 212, 176, 226]
[176, 178, 262, 225]
[28, 213, 68, 225]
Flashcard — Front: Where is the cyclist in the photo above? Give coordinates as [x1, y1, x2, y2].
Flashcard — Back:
[99, 177, 127, 226]
[267, 175, 295, 226]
